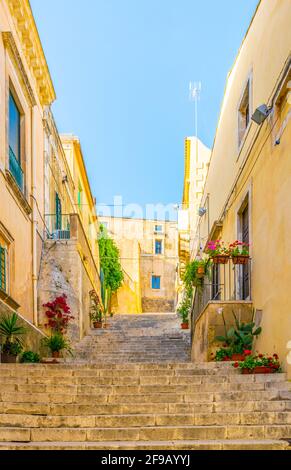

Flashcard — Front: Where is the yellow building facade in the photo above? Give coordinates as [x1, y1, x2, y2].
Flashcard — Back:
[190, 0, 291, 373]
[99, 217, 178, 314]
[0, 1, 101, 343]
[0, 0, 55, 324]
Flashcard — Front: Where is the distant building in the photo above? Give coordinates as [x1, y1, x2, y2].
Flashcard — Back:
[99, 217, 179, 313]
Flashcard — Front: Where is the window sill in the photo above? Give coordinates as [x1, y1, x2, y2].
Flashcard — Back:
[0, 289, 20, 311]
[5, 170, 32, 216]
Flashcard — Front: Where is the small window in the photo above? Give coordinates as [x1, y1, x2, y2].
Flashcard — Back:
[238, 79, 251, 147]
[0, 245, 7, 293]
[155, 240, 163, 255]
[152, 276, 161, 290]
[9, 92, 21, 162]
[9, 92, 23, 191]
[78, 182, 83, 210]
[155, 225, 163, 233]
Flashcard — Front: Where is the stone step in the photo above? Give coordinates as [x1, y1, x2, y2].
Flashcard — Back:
[1, 400, 290, 417]
[0, 389, 286, 405]
[0, 439, 288, 450]
[0, 411, 291, 428]
[0, 424, 291, 442]
[0, 381, 288, 395]
[0, 373, 287, 387]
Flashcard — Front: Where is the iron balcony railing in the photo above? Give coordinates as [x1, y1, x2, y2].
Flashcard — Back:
[9, 147, 24, 192]
[191, 257, 252, 327]
[44, 214, 71, 240]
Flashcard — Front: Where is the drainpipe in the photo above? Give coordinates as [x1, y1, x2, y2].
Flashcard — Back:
[31, 105, 38, 326]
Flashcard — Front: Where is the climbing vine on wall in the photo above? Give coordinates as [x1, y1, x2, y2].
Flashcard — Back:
[98, 225, 124, 293]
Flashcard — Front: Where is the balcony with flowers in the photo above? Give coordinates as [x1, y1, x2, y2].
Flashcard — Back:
[184, 239, 255, 362]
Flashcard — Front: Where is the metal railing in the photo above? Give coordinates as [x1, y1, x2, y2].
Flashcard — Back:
[9, 147, 24, 192]
[191, 258, 252, 326]
[44, 214, 71, 240]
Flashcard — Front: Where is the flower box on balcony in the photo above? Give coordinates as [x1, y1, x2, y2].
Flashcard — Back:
[242, 366, 277, 374]
[212, 255, 229, 265]
[232, 255, 250, 265]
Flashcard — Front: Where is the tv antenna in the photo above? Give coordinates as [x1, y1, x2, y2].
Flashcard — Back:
[189, 81, 201, 141]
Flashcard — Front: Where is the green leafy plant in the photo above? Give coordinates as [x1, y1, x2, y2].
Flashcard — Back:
[98, 225, 124, 293]
[0, 312, 27, 356]
[90, 304, 103, 323]
[20, 351, 40, 363]
[215, 310, 262, 353]
[229, 241, 250, 257]
[206, 240, 230, 257]
[177, 289, 192, 323]
[42, 333, 73, 355]
[2, 342, 23, 356]
[212, 348, 232, 362]
[183, 259, 210, 290]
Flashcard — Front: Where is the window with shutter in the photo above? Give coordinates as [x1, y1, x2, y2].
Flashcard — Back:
[0, 246, 7, 293]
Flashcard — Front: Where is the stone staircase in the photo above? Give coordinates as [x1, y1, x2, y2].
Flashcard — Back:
[0, 313, 290, 450]
[74, 314, 191, 363]
[0, 363, 290, 450]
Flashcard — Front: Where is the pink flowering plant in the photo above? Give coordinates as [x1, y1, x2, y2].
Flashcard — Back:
[206, 240, 229, 257]
[229, 241, 250, 257]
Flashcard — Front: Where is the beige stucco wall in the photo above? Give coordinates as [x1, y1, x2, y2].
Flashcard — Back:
[192, 302, 254, 363]
[196, 0, 291, 373]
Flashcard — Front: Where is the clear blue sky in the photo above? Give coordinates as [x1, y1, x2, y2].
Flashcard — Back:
[30, 0, 258, 210]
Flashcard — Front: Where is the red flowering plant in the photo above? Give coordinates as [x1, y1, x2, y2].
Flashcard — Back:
[229, 241, 250, 257]
[232, 353, 281, 373]
[43, 294, 74, 334]
[206, 240, 229, 257]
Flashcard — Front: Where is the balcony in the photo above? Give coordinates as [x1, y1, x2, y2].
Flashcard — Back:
[9, 147, 24, 193]
[191, 258, 253, 362]
[45, 214, 71, 240]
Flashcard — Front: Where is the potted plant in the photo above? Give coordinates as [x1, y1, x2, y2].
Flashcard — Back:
[233, 353, 281, 374]
[42, 333, 72, 359]
[229, 241, 250, 265]
[90, 305, 103, 329]
[20, 351, 40, 364]
[183, 259, 210, 290]
[43, 294, 74, 334]
[212, 348, 232, 362]
[214, 309, 262, 361]
[0, 313, 27, 363]
[177, 289, 192, 329]
[206, 240, 230, 264]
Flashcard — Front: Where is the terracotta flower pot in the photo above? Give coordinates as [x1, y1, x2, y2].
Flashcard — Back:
[93, 321, 103, 329]
[212, 255, 229, 265]
[197, 266, 205, 278]
[181, 322, 189, 330]
[253, 366, 275, 374]
[0, 353, 17, 364]
[231, 354, 245, 361]
[242, 366, 276, 375]
[52, 351, 60, 359]
[232, 255, 250, 265]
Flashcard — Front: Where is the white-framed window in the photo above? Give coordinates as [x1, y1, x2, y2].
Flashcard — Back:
[238, 77, 252, 148]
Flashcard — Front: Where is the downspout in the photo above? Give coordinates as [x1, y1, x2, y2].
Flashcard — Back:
[31, 105, 38, 326]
